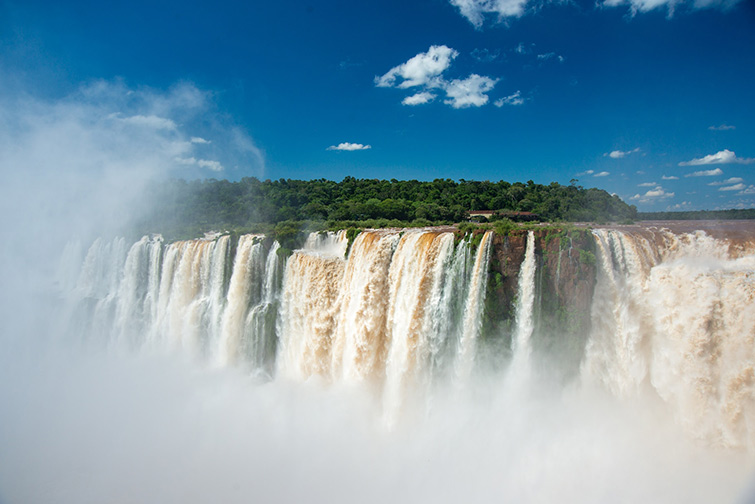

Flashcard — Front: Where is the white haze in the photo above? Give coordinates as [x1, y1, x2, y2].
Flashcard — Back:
[1, 82, 754, 504]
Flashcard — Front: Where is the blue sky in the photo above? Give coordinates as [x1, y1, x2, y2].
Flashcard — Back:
[1, 0, 754, 211]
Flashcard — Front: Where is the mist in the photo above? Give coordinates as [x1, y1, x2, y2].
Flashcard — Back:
[1, 81, 754, 504]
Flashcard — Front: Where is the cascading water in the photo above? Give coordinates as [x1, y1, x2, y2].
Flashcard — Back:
[276, 228, 492, 424]
[454, 230, 493, 383]
[582, 227, 755, 448]
[19, 222, 755, 504]
[331, 231, 400, 383]
[509, 230, 537, 380]
[55, 224, 755, 452]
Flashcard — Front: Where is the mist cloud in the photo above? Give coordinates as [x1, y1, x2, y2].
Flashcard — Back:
[0, 79, 264, 350]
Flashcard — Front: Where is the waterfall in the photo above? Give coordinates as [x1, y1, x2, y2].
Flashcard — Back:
[113, 235, 163, 348]
[510, 230, 537, 377]
[217, 235, 264, 366]
[454, 230, 494, 382]
[382, 231, 456, 422]
[277, 250, 346, 380]
[244, 240, 282, 375]
[331, 231, 400, 383]
[56, 224, 755, 448]
[581, 227, 755, 448]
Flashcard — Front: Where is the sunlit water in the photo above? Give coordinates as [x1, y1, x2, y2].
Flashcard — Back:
[1, 226, 755, 503]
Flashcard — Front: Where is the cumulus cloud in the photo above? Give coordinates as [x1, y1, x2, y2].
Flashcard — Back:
[576, 170, 594, 176]
[708, 124, 735, 131]
[449, 0, 530, 28]
[718, 183, 745, 192]
[631, 186, 675, 203]
[679, 149, 755, 166]
[738, 185, 755, 195]
[685, 168, 724, 177]
[594, 171, 610, 177]
[402, 92, 436, 106]
[638, 182, 657, 187]
[708, 177, 744, 186]
[494, 90, 525, 107]
[191, 137, 210, 144]
[662, 175, 679, 180]
[444, 75, 499, 108]
[327, 142, 372, 151]
[605, 147, 641, 159]
[667, 201, 693, 210]
[377, 46, 499, 109]
[375, 45, 458, 89]
[451, 0, 740, 26]
[175, 157, 224, 171]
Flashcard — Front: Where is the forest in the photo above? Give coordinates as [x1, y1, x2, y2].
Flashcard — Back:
[137, 177, 638, 239]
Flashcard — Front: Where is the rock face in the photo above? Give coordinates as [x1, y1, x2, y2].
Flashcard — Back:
[480, 228, 597, 378]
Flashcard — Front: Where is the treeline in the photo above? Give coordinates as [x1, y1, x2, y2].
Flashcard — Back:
[639, 209, 755, 220]
[139, 177, 637, 237]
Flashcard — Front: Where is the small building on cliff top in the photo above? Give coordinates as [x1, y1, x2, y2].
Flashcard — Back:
[468, 210, 540, 222]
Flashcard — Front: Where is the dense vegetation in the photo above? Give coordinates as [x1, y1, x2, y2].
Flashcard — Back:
[138, 177, 637, 239]
[639, 209, 755, 220]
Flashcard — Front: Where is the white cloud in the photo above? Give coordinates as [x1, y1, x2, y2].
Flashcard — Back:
[0, 78, 266, 258]
[738, 185, 755, 195]
[111, 113, 178, 131]
[594, 171, 610, 177]
[449, 0, 530, 28]
[679, 149, 755, 166]
[175, 157, 224, 171]
[327, 142, 372, 151]
[662, 175, 679, 180]
[708, 177, 744, 186]
[494, 90, 525, 107]
[375, 45, 458, 89]
[708, 124, 735, 131]
[190, 136, 210, 144]
[638, 182, 657, 187]
[602, 0, 743, 15]
[605, 147, 641, 159]
[576, 170, 594, 176]
[631, 186, 675, 203]
[402, 92, 436, 106]
[667, 201, 693, 210]
[537, 52, 565, 63]
[377, 46, 499, 109]
[197, 159, 223, 171]
[443, 74, 499, 109]
[719, 183, 745, 192]
[685, 168, 724, 177]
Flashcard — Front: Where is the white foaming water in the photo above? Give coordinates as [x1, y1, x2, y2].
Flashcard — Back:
[303, 230, 349, 257]
[218, 235, 264, 365]
[276, 229, 490, 425]
[583, 228, 755, 450]
[331, 231, 400, 383]
[21, 224, 755, 504]
[508, 230, 537, 382]
[455, 230, 493, 383]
